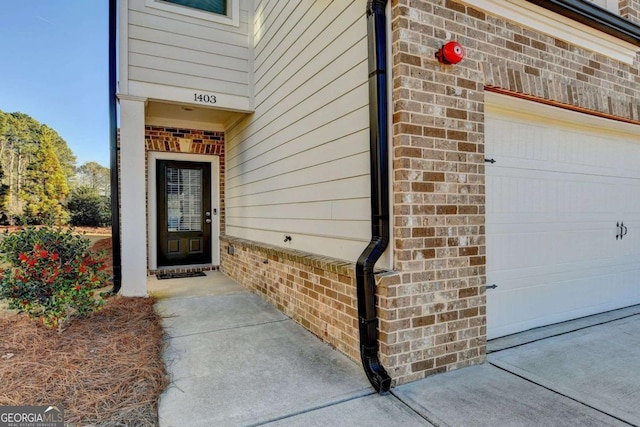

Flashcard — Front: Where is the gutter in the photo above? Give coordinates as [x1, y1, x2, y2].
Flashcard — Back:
[356, 0, 391, 393]
[109, 0, 122, 294]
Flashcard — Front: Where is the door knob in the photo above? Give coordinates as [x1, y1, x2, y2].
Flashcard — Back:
[205, 218, 212, 224]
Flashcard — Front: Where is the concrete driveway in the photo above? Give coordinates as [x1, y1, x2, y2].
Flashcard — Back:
[151, 272, 640, 426]
[396, 305, 640, 427]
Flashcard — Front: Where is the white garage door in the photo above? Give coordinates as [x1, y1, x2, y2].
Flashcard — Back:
[486, 93, 640, 339]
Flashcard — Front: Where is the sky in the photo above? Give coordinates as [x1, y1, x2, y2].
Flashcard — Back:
[0, 1, 110, 167]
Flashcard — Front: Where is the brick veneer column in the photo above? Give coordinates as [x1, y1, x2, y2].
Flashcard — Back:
[381, 0, 487, 384]
[621, 0, 640, 23]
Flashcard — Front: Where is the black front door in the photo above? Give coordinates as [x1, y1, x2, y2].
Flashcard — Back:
[157, 160, 212, 266]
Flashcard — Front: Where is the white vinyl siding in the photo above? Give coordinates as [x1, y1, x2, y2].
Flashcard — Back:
[225, 0, 370, 262]
[127, 0, 251, 99]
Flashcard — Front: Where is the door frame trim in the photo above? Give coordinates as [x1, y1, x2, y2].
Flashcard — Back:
[148, 152, 220, 270]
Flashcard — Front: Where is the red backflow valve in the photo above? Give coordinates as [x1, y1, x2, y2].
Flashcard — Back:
[435, 41, 464, 64]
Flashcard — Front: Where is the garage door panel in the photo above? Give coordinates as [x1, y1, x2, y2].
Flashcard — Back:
[490, 260, 619, 291]
[488, 118, 636, 178]
[488, 232, 552, 271]
[486, 99, 640, 339]
[555, 228, 616, 264]
[489, 134, 640, 179]
[621, 270, 640, 300]
[619, 142, 640, 178]
[488, 173, 553, 215]
[488, 181, 618, 227]
[488, 228, 615, 274]
[488, 272, 622, 339]
[489, 216, 615, 229]
[621, 182, 640, 258]
[621, 219, 640, 258]
[488, 169, 619, 217]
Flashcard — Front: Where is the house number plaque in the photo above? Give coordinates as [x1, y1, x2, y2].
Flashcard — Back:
[193, 93, 217, 104]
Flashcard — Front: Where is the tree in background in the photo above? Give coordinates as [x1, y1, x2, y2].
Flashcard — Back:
[0, 163, 10, 224]
[0, 109, 78, 224]
[75, 161, 110, 197]
[0, 111, 38, 220]
[0, 115, 10, 223]
[22, 127, 70, 224]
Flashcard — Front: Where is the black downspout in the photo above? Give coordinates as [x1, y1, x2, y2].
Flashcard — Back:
[108, 0, 122, 294]
[356, 0, 391, 393]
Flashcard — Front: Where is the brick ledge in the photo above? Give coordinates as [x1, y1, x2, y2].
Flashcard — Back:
[221, 235, 357, 275]
[221, 235, 396, 278]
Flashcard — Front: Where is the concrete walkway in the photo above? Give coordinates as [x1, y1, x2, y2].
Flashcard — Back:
[151, 271, 640, 427]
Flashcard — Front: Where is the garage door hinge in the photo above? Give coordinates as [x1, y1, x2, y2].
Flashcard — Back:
[486, 284, 498, 289]
[484, 158, 496, 164]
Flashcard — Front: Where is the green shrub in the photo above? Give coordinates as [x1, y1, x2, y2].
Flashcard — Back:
[0, 226, 110, 329]
[68, 186, 111, 227]
[22, 206, 70, 226]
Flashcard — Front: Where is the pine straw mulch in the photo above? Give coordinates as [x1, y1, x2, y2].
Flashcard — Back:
[91, 237, 114, 276]
[0, 296, 169, 426]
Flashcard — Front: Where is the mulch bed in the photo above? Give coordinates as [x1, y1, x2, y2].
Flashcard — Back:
[0, 297, 168, 426]
[0, 236, 169, 426]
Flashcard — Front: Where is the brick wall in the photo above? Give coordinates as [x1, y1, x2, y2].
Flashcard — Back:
[384, 0, 640, 384]
[145, 126, 225, 155]
[145, 125, 226, 274]
[621, 0, 640, 23]
[220, 236, 361, 362]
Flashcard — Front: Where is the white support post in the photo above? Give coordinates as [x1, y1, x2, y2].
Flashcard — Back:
[118, 96, 148, 296]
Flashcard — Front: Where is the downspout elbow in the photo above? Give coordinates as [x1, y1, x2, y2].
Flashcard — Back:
[356, 237, 391, 393]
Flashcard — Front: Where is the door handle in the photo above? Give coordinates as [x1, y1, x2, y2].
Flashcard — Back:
[205, 218, 212, 224]
[616, 221, 628, 240]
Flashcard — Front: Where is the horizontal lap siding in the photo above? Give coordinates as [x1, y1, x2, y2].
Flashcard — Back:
[127, 0, 251, 97]
[225, 0, 370, 262]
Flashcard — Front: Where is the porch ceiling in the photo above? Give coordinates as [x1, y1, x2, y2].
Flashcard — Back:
[146, 101, 239, 130]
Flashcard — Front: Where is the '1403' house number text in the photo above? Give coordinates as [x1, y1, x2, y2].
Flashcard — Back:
[194, 93, 217, 104]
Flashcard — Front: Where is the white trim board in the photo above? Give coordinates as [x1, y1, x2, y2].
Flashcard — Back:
[128, 81, 253, 113]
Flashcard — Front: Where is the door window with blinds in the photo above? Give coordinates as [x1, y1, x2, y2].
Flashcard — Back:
[157, 160, 212, 266]
[166, 167, 202, 232]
